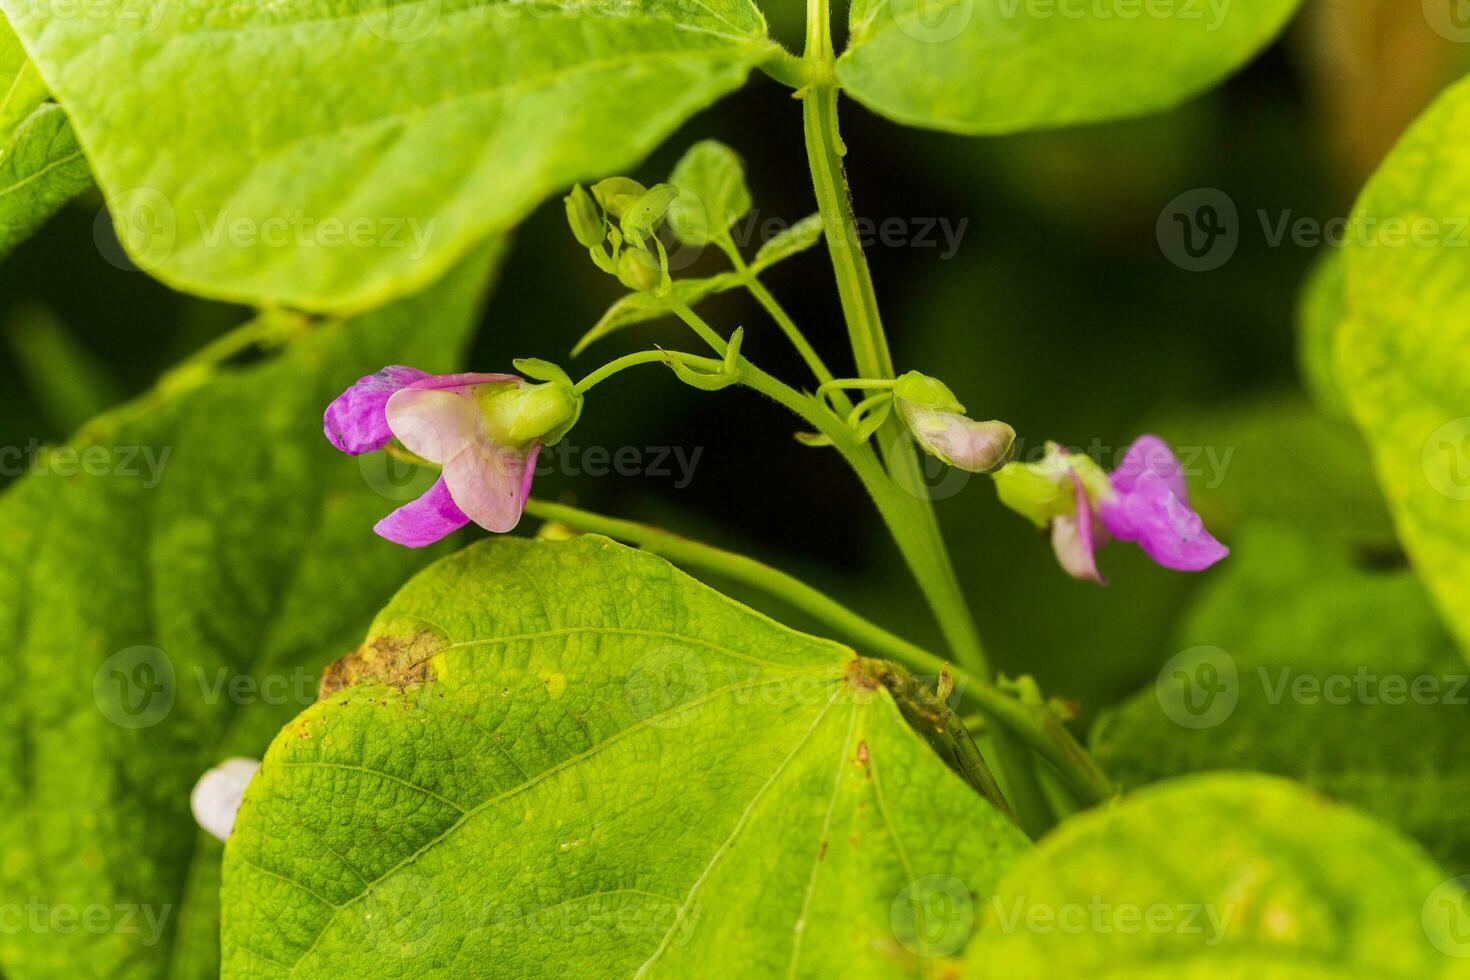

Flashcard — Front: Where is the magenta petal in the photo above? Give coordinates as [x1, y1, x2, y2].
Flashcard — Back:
[1051, 470, 1106, 584]
[406, 372, 519, 392]
[324, 365, 430, 455]
[1099, 471, 1228, 572]
[1110, 434, 1188, 503]
[373, 476, 470, 548]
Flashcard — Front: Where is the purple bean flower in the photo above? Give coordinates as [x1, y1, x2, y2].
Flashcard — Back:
[993, 435, 1227, 584]
[325, 365, 579, 547]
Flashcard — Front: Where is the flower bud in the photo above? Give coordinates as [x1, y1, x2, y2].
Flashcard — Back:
[892, 371, 1014, 473]
[616, 247, 663, 293]
[591, 177, 647, 220]
[564, 184, 604, 249]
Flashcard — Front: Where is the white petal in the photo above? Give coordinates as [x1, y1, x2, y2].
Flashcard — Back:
[191, 757, 261, 842]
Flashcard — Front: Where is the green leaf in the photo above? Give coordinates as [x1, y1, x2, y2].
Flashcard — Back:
[1091, 526, 1470, 871]
[964, 773, 1470, 977]
[667, 139, 752, 246]
[837, 0, 1304, 134]
[0, 244, 502, 977]
[4, 0, 773, 311]
[1296, 250, 1349, 419]
[221, 536, 1028, 977]
[0, 10, 46, 141]
[751, 212, 823, 269]
[0, 102, 90, 259]
[1336, 74, 1470, 661]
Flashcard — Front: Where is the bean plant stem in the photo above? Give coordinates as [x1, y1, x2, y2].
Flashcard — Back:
[523, 498, 1112, 806]
[799, 0, 1054, 834]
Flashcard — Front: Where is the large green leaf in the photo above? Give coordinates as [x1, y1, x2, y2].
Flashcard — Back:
[1091, 526, 1470, 871]
[964, 773, 1470, 977]
[0, 244, 501, 977]
[221, 536, 1027, 977]
[2, 0, 774, 311]
[1336, 74, 1470, 661]
[837, 0, 1303, 134]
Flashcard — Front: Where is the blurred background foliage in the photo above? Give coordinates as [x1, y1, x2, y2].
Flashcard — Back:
[2, 0, 1465, 722]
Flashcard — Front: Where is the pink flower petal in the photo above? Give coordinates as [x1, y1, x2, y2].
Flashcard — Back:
[323, 365, 429, 455]
[441, 441, 539, 533]
[1051, 469, 1106, 584]
[373, 476, 470, 547]
[406, 372, 519, 392]
[1099, 470, 1228, 572]
[1110, 434, 1188, 503]
[384, 386, 484, 464]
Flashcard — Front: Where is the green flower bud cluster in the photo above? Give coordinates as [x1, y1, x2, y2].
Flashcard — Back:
[563, 177, 680, 295]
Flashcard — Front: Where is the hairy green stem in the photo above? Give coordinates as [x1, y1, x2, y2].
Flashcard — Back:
[800, 0, 1054, 833]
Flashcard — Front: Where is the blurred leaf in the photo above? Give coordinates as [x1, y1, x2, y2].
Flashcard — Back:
[964, 773, 1468, 976]
[1296, 249, 1349, 419]
[222, 536, 1027, 977]
[1336, 74, 1470, 661]
[5, 0, 773, 310]
[667, 140, 752, 246]
[1091, 525, 1470, 871]
[4, 302, 122, 432]
[837, 0, 1304, 134]
[0, 103, 91, 260]
[0, 245, 501, 977]
[1149, 392, 1394, 549]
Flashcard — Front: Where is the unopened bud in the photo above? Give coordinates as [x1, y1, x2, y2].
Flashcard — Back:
[564, 184, 604, 248]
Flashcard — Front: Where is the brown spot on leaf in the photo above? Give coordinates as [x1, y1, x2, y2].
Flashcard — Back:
[856, 739, 870, 777]
[318, 620, 448, 699]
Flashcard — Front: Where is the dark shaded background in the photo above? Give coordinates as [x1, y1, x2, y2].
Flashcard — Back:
[2, 1, 1462, 718]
